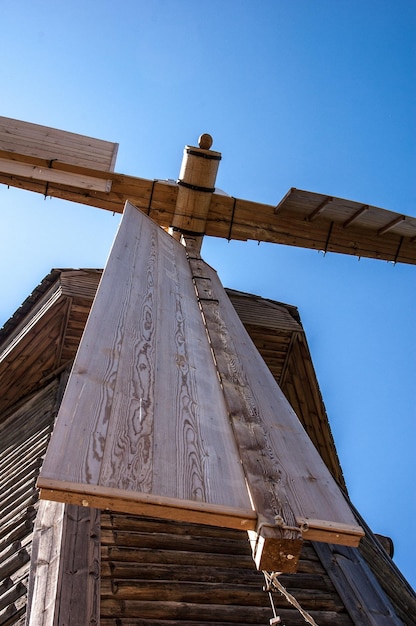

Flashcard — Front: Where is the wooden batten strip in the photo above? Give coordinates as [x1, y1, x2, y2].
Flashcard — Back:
[306, 196, 333, 222]
[0, 158, 112, 193]
[39, 480, 256, 531]
[377, 215, 406, 236]
[343, 204, 369, 228]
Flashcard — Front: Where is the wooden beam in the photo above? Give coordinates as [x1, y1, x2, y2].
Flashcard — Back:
[377, 215, 406, 236]
[26, 501, 100, 626]
[343, 204, 369, 228]
[1, 161, 415, 263]
[305, 196, 333, 222]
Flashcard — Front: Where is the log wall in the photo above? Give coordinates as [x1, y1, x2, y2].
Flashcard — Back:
[0, 381, 59, 625]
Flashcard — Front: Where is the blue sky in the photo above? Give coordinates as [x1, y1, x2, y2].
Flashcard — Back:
[1, 0, 415, 589]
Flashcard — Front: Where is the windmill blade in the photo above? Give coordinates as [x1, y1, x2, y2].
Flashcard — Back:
[204, 187, 416, 265]
[0, 116, 179, 220]
[0, 115, 118, 193]
[1, 116, 414, 264]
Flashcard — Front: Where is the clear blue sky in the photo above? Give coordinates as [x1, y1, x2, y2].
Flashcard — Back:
[1, 0, 415, 589]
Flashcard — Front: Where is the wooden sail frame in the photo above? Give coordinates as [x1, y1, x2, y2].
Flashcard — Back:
[0, 116, 415, 264]
[0, 116, 118, 193]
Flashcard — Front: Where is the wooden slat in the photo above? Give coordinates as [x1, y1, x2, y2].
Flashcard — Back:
[38, 202, 254, 530]
[0, 157, 112, 193]
[26, 502, 100, 626]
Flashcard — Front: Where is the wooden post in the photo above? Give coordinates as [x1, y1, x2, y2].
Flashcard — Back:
[27, 501, 100, 625]
[171, 134, 221, 249]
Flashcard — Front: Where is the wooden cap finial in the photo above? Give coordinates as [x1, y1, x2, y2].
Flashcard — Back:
[198, 133, 213, 150]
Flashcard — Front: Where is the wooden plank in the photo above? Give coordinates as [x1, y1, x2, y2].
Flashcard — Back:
[55, 505, 101, 626]
[26, 501, 100, 626]
[182, 241, 364, 569]
[26, 500, 66, 625]
[38, 202, 254, 531]
[0, 157, 111, 192]
[314, 542, 402, 625]
[0, 116, 118, 171]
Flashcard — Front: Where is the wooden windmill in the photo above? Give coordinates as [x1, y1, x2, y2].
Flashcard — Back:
[0, 116, 415, 581]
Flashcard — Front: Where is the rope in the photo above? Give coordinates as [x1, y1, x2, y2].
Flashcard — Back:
[263, 571, 319, 626]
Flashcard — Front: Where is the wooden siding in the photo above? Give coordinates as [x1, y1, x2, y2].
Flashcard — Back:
[100, 512, 354, 625]
[0, 381, 58, 625]
[0, 270, 101, 415]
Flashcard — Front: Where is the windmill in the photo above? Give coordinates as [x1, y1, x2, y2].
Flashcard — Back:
[0, 116, 415, 582]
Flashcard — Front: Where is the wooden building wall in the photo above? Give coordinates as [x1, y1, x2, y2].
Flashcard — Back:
[0, 381, 60, 625]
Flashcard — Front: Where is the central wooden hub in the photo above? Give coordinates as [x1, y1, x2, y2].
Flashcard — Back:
[171, 134, 221, 237]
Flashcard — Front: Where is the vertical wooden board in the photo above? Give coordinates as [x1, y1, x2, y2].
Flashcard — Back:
[200, 261, 363, 545]
[149, 232, 249, 506]
[38, 202, 254, 527]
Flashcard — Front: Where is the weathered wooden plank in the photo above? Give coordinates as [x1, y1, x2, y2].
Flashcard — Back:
[26, 502, 100, 626]
[101, 545, 254, 570]
[38, 202, 254, 531]
[185, 245, 364, 567]
[55, 505, 101, 626]
[314, 541, 402, 625]
[100, 561, 264, 585]
[100, 512, 247, 539]
[100, 529, 251, 555]
[26, 500, 66, 625]
[100, 598, 273, 622]
[0, 157, 112, 192]
[99, 616, 353, 626]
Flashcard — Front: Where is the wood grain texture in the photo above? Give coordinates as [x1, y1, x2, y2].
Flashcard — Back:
[0, 115, 118, 171]
[38, 202, 253, 529]
[314, 541, 402, 625]
[190, 251, 364, 551]
[27, 502, 100, 626]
